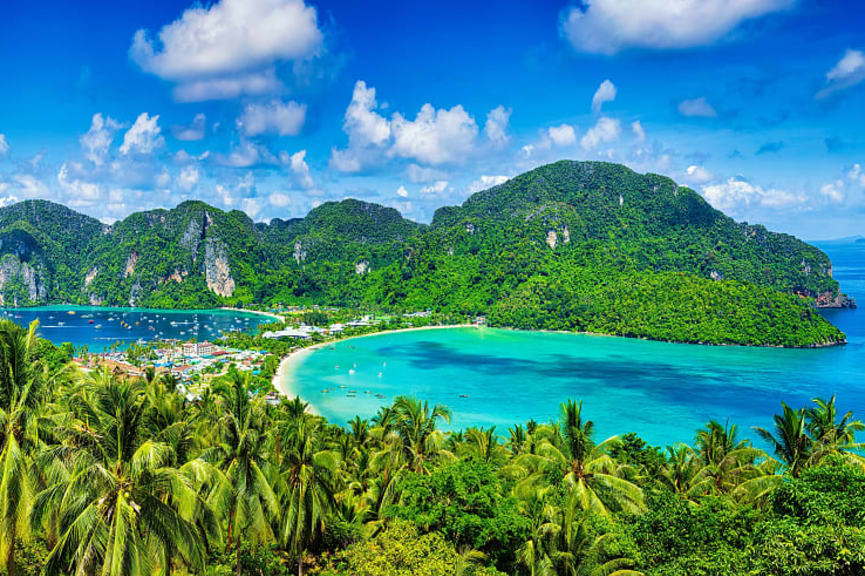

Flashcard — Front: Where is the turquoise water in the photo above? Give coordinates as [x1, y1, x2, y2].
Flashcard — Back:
[286, 242, 865, 446]
[0, 306, 270, 352]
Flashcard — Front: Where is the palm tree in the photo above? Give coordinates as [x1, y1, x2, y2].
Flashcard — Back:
[518, 400, 644, 515]
[753, 403, 812, 477]
[391, 396, 452, 474]
[278, 418, 337, 576]
[34, 370, 208, 576]
[206, 368, 279, 576]
[692, 420, 767, 495]
[0, 320, 44, 576]
[806, 395, 864, 461]
[461, 426, 508, 465]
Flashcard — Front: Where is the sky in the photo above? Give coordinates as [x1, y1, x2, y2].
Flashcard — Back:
[0, 0, 863, 239]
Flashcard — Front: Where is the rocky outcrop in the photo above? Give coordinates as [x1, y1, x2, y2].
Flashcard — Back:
[355, 260, 370, 275]
[546, 230, 558, 249]
[815, 291, 857, 309]
[124, 251, 138, 278]
[293, 240, 307, 264]
[204, 239, 235, 297]
[84, 267, 98, 287]
[0, 255, 47, 305]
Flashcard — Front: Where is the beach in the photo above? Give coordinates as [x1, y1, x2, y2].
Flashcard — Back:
[271, 324, 476, 407]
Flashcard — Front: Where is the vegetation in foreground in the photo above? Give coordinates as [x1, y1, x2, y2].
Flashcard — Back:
[1, 319, 863, 575]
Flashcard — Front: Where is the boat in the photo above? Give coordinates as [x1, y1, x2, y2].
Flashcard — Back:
[459, 394, 470, 398]
[88, 319, 94, 324]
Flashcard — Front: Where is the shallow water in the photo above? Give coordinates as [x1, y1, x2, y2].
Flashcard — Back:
[286, 242, 865, 446]
[0, 306, 269, 352]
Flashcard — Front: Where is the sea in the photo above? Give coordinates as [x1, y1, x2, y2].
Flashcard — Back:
[284, 241, 865, 446]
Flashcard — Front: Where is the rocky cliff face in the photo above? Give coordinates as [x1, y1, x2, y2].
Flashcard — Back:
[0, 254, 47, 305]
[204, 238, 235, 297]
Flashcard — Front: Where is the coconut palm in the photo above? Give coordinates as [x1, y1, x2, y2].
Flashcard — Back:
[278, 418, 337, 576]
[206, 368, 279, 576]
[692, 420, 767, 495]
[518, 400, 644, 515]
[0, 320, 44, 576]
[390, 396, 452, 474]
[34, 370, 208, 576]
[753, 403, 812, 477]
[806, 395, 864, 462]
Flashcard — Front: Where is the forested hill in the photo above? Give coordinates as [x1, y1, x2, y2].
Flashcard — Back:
[0, 161, 848, 346]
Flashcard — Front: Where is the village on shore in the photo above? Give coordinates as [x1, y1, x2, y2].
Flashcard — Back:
[71, 306, 483, 403]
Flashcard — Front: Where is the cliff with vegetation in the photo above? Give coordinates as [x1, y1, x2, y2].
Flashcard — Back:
[0, 161, 848, 346]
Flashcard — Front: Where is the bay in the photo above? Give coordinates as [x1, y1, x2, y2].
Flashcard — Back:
[285, 241, 865, 446]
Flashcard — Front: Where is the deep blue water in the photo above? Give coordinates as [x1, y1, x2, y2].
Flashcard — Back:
[0, 306, 269, 352]
[285, 242, 865, 446]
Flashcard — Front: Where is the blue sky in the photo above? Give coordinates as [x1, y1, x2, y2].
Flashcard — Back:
[0, 0, 863, 238]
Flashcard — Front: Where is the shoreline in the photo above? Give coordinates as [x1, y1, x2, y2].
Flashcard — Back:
[272, 324, 477, 408]
[218, 306, 284, 322]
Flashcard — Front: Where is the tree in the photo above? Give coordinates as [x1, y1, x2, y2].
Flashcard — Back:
[207, 368, 279, 576]
[391, 397, 452, 474]
[35, 369, 207, 576]
[0, 321, 44, 576]
[754, 403, 813, 477]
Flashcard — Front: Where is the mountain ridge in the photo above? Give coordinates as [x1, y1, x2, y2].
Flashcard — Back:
[0, 161, 848, 346]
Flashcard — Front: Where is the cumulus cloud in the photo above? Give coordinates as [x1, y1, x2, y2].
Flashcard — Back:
[547, 124, 577, 147]
[216, 139, 276, 167]
[119, 113, 164, 155]
[178, 165, 200, 191]
[58, 163, 102, 206]
[816, 49, 865, 100]
[468, 175, 510, 194]
[484, 105, 511, 145]
[0, 134, 8, 156]
[678, 97, 717, 118]
[561, 0, 792, 54]
[172, 113, 206, 141]
[280, 149, 314, 188]
[391, 104, 478, 165]
[419, 180, 449, 195]
[269, 192, 292, 207]
[591, 80, 616, 113]
[701, 177, 805, 212]
[847, 163, 865, 187]
[80, 114, 122, 165]
[684, 165, 713, 184]
[406, 164, 446, 183]
[819, 180, 845, 203]
[581, 117, 621, 150]
[238, 100, 306, 137]
[130, 0, 322, 101]
[332, 80, 482, 171]
[396, 185, 409, 198]
[631, 120, 646, 142]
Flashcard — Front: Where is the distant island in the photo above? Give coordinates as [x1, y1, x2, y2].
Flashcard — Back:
[0, 161, 850, 347]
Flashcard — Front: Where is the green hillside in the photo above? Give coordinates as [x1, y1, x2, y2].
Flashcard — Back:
[0, 161, 848, 346]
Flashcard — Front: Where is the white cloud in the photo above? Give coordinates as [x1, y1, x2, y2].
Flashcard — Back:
[631, 120, 646, 142]
[173, 113, 206, 141]
[0, 194, 19, 208]
[241, 196, 263, 219]
[678, 97, 717, 118]
[11, 175, 49, 198]
[178, 165, 200, 191]
[819, 180, 845, 203]
[173, 70, 282, 102]
[547, 124, 577, 147]
[0, 134, 8, 156]
[119, 113, 164, 155]
[269, 192, 292, 207]
[396, 185, 409, 198]
[591, 79, 616, 113]
[816, 49, 865, 100]
[847, 163, 865, 187]
[420, 180, 448, 195]
[484, 105, 511, 145]
[217, 140, 275, 167]
[406, 164, 446, 183]
[561, 0, 792, 54]
[391, 104, 478, 165]
[344, 81, 390, 147]
[281, 149, 314, 188]
[701, 178, 805, 212]
[468, 175, 510, 194]
[332, 80, 481, 170]
[80, 114, 122, 165]
[238, 100, 306, 137]
[58, 163, 102, 205]
[685, 165, 713, 184]
[130, 0, 322, 100]
[581, 117, 621, 150]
